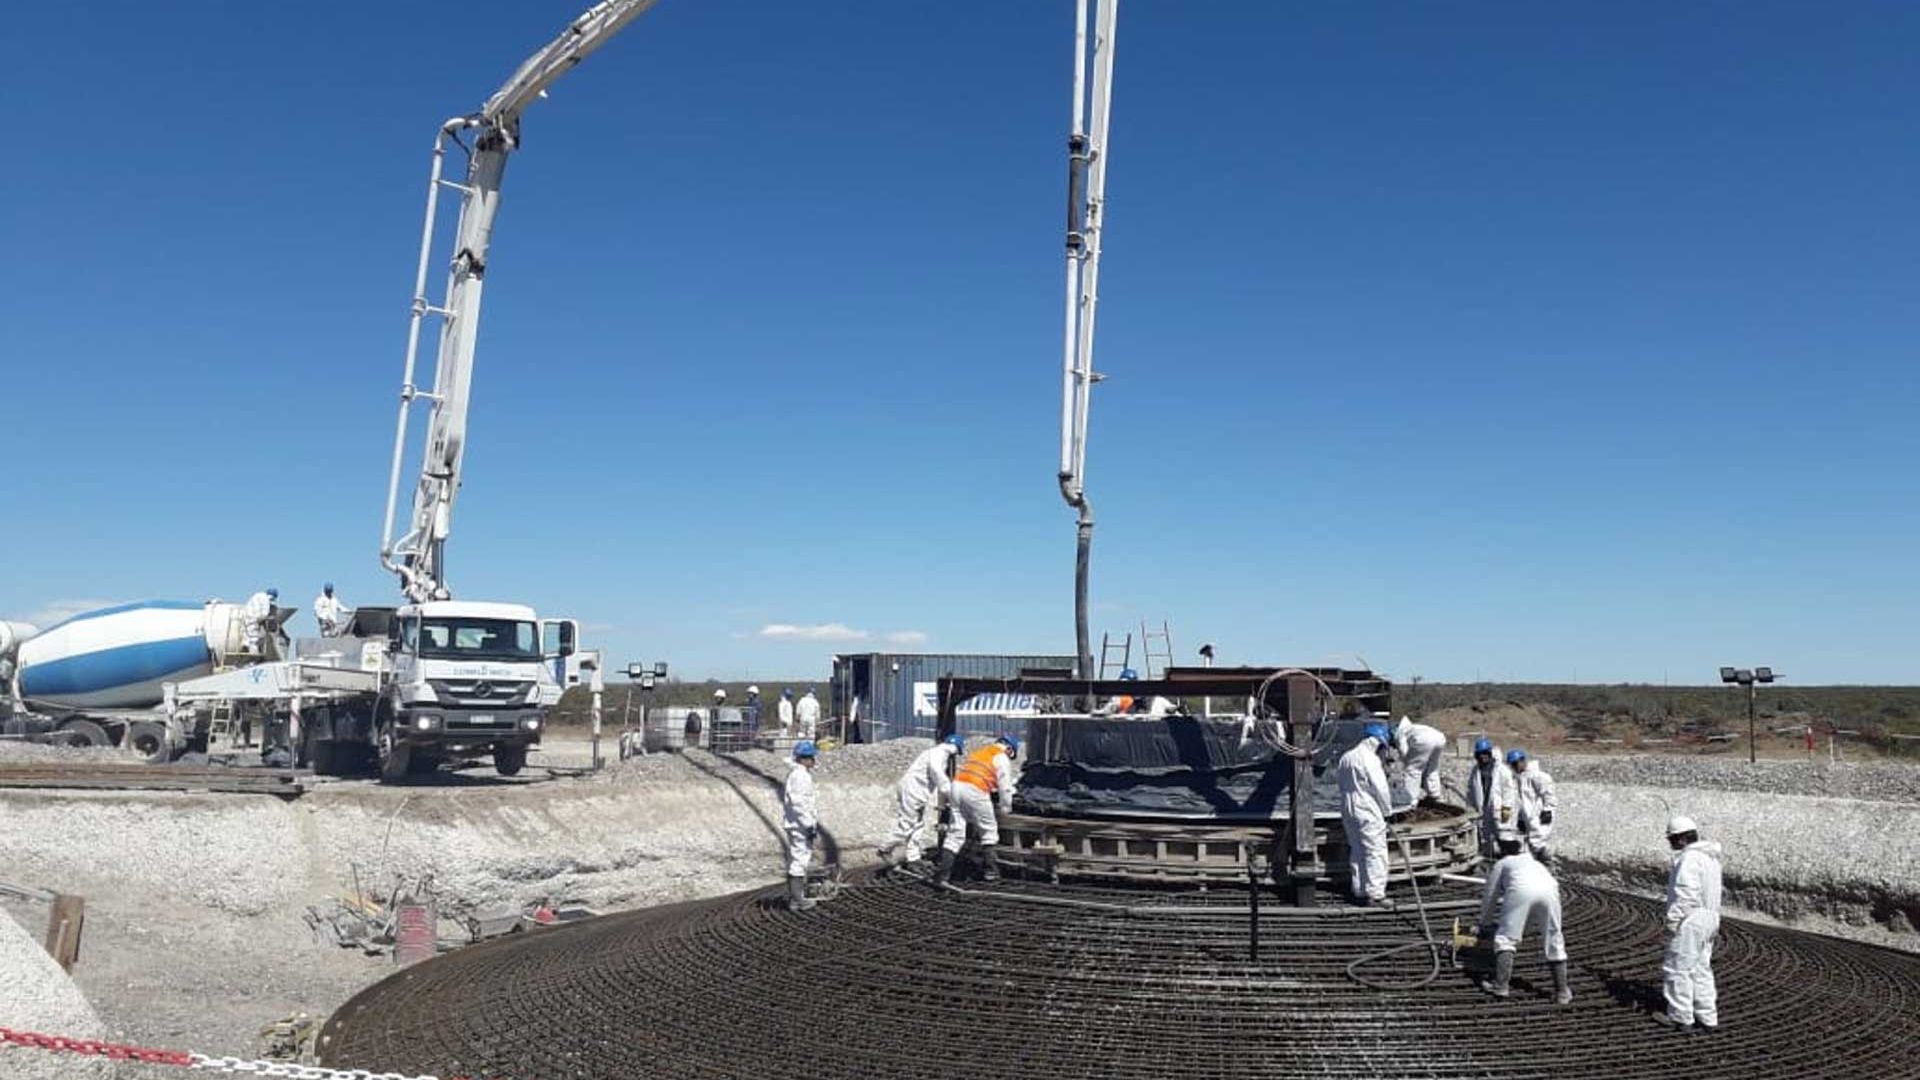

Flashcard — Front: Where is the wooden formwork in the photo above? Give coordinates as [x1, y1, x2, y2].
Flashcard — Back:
[997, 806, 1477, 887]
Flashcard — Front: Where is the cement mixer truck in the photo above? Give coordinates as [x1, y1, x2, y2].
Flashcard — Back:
[2, 597, 585, 779]
[6, 5, 636, 778]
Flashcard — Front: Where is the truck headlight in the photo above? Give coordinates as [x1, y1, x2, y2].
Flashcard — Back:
[415, 716, 435, 731]
[523, 718, 541, 731]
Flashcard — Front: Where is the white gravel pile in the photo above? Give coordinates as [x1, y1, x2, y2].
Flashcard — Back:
[1554, 779, 1920, 937]
[1549, 754, 1920, 804]
[0, 740, 139, 764]
[0, 909, 112, 1079]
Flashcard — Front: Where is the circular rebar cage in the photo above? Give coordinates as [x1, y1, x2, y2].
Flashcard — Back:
[321, 875, 1920, 1079]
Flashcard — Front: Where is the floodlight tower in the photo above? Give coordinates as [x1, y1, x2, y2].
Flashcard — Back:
[1719, 665, 1779, 764]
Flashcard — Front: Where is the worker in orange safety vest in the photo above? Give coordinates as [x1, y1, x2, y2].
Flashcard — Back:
[932, 734, 1020, 887]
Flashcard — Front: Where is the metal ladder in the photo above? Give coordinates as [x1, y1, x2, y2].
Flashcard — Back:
[1098, 632, 1132, 679]
[1139, 619, 1175, 679]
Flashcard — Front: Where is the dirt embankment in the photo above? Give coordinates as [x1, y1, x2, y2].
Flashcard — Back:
[0, 742, 924, 1063]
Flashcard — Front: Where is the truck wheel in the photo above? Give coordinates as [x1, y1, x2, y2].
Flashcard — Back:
[377, 729, 413, 783]
[124, 721, 171, 764]
[494, 743, 528, 777]
[55, 719, 111, 748]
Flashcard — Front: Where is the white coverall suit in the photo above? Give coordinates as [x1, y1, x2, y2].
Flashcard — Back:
[1479, 852, 1568, 961]
[1335, 736, 1395, 902]
[778, 696, 795, 734]
[1465, 758, 1519, 858]
[782, 762, 818, 878]
[796, 692, 821, 740]
[242, 591, 274, 652]
[888, 742, 957, 864]
[313, 592, 344, 636]
[1393, 719, 1448, 804]
[1664, 840, 1724, 1028]
[943, 745, 1014, 855]
[1514, 765, 1558, 859]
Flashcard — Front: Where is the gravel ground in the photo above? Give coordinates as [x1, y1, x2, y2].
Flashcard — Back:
[0, 908, 111, 1079]
[1, 737, 1913, 1078]
[0, 740, 141, 764]
[0, 741, 916, 1067]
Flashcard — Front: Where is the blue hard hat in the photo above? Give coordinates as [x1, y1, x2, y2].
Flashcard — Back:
[266, 587, 279, 599]
[1505, 748, 1528, 766]
[794, 740, 817, 759]
[323, 582, 334, 592]
[1119, 668, 1138, 680]
[1363, 722, 1392, 745]
[998, 734, 1022, 757]
[1474, 737, 1494, 755]
[944, 733, 966, 750]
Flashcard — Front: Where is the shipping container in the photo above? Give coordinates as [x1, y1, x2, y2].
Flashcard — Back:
[830, 652, 1077, 742]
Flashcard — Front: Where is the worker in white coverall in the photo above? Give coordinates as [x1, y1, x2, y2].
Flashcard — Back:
[313, 583, 345, 636]
[1476, 836, 1573, 1004]
[242, 588, 278, 653]
[797, 687, 821, 740]
[1463, 737, 1518, 861]
[782, 740, 821, 912]
[1506, 748, 1558, 862]
[879, 734, 964, 869]
[934, 734, 1019, 887]
[1335, 722, 1396, 908]
[778, 688, 795, 735]
[1656, 815, 1723, 1031]
[1393, 715, 1448, 806]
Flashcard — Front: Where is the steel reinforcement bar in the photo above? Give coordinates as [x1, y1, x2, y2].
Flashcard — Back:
[320, 875, 1920, 1080]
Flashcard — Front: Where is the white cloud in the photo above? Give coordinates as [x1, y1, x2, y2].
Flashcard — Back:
[12, 598, 120, 629]
[758, 622, 871, 643]
[884, 630, 929, 647]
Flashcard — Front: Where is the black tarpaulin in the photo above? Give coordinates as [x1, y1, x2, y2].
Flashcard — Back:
[1014, 715, 1348, 820]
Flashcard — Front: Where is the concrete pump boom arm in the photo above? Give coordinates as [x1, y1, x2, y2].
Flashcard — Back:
[380, 0, 662, 601]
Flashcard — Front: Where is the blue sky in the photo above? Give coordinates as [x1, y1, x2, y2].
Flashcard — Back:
[3, 1, 1916, 684]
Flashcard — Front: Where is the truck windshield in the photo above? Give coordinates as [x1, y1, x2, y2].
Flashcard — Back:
[416, 618, 540, 661]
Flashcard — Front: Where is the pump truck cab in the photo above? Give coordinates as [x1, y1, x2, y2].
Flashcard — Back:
[365, 601, 579, 780]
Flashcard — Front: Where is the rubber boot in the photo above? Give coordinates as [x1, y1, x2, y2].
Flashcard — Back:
[1483, 951, 1514, 998]
[981, 846, 1002, 883]
[786, 875, 815, 912]
[930, 849, 957, 888]
[1550, 960, 1572, 1005]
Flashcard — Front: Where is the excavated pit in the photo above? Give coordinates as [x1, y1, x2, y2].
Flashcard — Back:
[320, 873, 1920, 1080]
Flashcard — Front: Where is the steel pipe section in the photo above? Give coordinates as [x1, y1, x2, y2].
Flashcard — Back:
[321, 877, 1920, 1079]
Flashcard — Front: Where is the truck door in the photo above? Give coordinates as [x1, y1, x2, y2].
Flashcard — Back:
[541, 619, 579, 686]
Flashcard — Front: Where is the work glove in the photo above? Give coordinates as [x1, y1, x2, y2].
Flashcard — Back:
[1498, 807, 1512, 823]
[1539, 810, 1553, 825]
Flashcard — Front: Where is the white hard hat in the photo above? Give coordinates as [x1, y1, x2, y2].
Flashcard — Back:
[747, 685, 760, 695]
[713, 688, 727, 699]
[1666, 814, 1698, 837]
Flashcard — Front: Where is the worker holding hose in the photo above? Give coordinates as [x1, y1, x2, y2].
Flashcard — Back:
[933, 734, 1019, 887]
[782, 740, 820, 912]
[1475, 836, 1573, 1004]
[1336, 721, 1396, 908]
